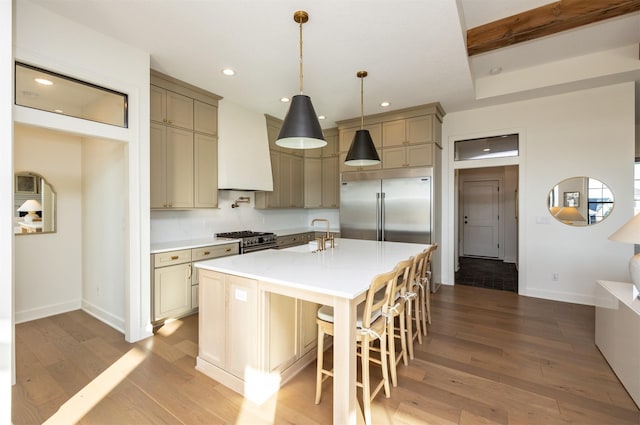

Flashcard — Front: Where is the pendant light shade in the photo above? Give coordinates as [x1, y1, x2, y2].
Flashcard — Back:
[277, 94, 326, 149]
[276, 11, 326, 149]
[345, 70, 380, 166]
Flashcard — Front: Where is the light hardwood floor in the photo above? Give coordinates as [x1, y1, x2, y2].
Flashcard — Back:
[12, 285, 640, 424]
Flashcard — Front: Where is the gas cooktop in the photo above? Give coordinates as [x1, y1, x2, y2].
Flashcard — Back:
[216, 230, 274, 238]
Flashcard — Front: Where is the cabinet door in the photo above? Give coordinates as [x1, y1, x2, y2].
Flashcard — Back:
[268, 293, 297, 372]
[382, 146, 407, 169]
[406, 115, 433, 144]
[154, 263, 192, 321]
[304, 158, 322, 208]
[290, 155, 304, 207]
[339, 150, 382, 173]
[339, 124, 382, 153]
[300, 300, 319, 355]
[382, 119, 406, 148]
[194, 100, 218, 136]
[194, 133, 217, 208]
[198, 271, 227, 367]
[321, 156, 339, 208]
[226, 275, 259, 379]
[321, 132, 339, 158]
[165, 90, 194, 130]
[150, 85, 166, 124]
[166, 127, 194, 208]
[150, 123, 167, 208]
[407, 143, 433, 167]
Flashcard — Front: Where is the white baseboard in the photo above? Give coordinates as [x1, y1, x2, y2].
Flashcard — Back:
[521, 287, 595, 306]
[15, 300, 81, 324]
[82, 300, 125, 334]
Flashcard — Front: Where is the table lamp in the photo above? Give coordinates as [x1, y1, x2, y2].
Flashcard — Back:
[608, 213, 640, 299]
[17, 199, 42, 223]
[554, 206, 586, 224]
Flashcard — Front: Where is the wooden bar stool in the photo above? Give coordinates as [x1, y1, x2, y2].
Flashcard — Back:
[419, 244, 438, 335]
[385, 257, 414, 387]
[314, 266, 400, 425]
[405, 250, 428, 359]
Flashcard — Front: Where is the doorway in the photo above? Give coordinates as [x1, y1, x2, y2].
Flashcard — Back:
[456, 166, 519, 292]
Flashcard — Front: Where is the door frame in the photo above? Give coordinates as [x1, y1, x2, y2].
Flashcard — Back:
[449, 129, 524, 293]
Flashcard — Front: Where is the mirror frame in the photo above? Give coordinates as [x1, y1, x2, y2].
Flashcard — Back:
[14, 171, 57, 235]
[547, 176, 614, 226]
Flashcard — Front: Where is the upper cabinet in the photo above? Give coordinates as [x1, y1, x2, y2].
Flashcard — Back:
[337, 103, 444, 173]
[150, 70, 222, 210]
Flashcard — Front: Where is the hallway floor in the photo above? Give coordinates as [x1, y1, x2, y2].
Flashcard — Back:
[455, 256, 518, 292]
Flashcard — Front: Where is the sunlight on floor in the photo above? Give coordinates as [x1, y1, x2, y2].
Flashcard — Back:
[235, 366, 281, 424]
[42, 346, 148, 425]
[156, 318, 184, 337]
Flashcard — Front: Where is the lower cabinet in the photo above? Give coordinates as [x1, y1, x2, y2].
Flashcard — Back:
[266, 294, 319, 373]
[275, 231, 315, 249]
[152, 242, 239, 323]
[198, 269, 319, 385]
[199, 271, 259, 378]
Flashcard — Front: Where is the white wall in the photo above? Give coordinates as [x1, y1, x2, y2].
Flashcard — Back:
[13, 125, 83, 322]
[1, 0, 14, 418]
[82, 138, 127, 332]
[442, 83, 635, 305]
[15, 0, 151, 341]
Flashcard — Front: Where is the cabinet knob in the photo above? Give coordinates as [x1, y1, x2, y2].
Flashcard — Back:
[225, 248, 231, 252]
[203, 251, 210, 255]
[171, 255, 179, 260]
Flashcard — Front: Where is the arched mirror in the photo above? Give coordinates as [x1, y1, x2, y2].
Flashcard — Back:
[548, 177, 613, 226]
[14, 172, 56, 234]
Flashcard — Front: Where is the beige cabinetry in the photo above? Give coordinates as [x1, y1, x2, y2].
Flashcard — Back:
[304, 128, 339, 208]
[150, 70, 221, 210]
[265, 295, 319, 373]
[152, 242, 239, 323]
[198, 269, 319, 382]
[256, 115, 305, 209]
[275, 231, 315, 249]
[337, 103, 444, 173]
[198, 271, 259, 377]
[152, 249, 192, 322]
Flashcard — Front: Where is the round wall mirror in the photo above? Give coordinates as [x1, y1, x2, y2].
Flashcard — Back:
[14, 171, 56, 234]
[547, 176, 613, 226]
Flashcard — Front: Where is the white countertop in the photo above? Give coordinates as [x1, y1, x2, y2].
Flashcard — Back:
[151, 238, 240, 254]
[195, 238, 429, 299]
[273, 227, 341, 236]
[596, 280, 640, 315]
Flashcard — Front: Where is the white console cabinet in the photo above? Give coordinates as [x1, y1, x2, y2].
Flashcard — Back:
[595, 280, 640, 408]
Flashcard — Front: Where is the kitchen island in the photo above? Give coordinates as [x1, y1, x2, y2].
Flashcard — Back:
[194, 238, 429, 425]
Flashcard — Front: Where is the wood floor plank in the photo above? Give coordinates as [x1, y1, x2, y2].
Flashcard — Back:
[12, 286, 640, 424]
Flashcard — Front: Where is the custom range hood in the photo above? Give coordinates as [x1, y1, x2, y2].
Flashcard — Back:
[217, 100, 274, 191]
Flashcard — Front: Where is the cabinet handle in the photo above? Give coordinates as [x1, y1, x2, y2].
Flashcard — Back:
[167, 119, 173, 124]
[163, 118, 167, 123]
[187, 264, 192, 278]
[171, 255, 179, 260]
[203, 251, 210, 255]
[225, 248, 231, 252]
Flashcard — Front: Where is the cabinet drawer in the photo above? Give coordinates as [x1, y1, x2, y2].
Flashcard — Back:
[154, 249, 192, 267]
[192, 243, 239, 261]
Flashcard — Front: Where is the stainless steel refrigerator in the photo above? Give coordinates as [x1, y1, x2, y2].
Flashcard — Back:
[339, 169, 432, 244]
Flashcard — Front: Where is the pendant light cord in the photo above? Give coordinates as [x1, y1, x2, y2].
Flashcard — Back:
[360, 75, 364, 129]
[299, 20, 304, 94]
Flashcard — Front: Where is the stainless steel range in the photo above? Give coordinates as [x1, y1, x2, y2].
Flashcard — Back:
[216, 230, 277, 254]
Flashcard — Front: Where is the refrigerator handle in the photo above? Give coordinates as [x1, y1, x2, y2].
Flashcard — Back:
[376, 192, 381, 240]
[380, 192, 386, 241]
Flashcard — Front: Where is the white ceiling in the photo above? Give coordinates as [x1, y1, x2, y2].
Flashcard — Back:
[24, 0, 640, 126]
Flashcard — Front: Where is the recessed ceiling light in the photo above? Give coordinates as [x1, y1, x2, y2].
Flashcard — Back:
[280, 97, 290, 103]
[318, 115, 326, 120]
[35, 78, 53, 86]
[380, 101, 390, 107]
[222, 68, 235, 76]
[489, 67, 502, 75]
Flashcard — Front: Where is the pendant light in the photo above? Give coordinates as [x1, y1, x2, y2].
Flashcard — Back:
[345, 71, 380, 166]
[276, 11, 326, 149]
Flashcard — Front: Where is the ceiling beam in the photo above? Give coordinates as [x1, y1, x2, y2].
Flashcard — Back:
[467, 0, 640, 56]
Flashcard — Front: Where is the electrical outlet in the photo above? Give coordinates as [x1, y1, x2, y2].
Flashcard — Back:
[552, 273, 559, 281]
